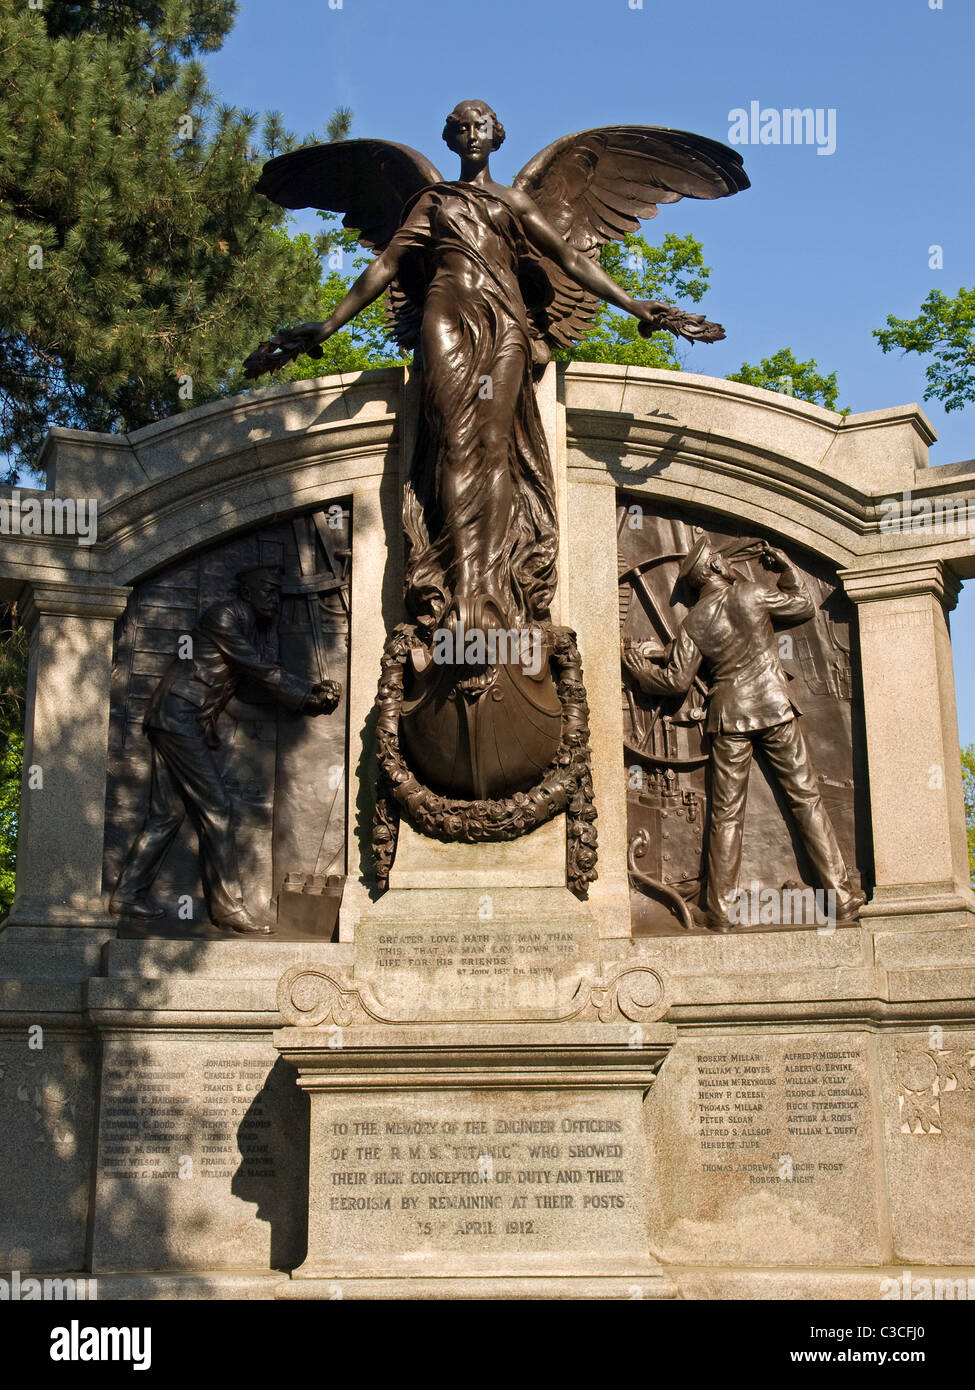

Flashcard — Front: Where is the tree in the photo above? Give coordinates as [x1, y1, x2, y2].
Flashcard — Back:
[41, 1, 237, 61]
[962, 745, 975, 887]
[286, 224, 406, 380]
[556, 232, 713, 370]
[0, 731, 22, 919]
[0, 0, 323, 478]
[727, 347, 845, 411]
[874, 288, 975, 413]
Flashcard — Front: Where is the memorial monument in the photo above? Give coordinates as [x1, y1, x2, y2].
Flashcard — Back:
[1, 102, 973, 1300]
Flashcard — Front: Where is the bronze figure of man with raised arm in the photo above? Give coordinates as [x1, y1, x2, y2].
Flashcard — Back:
[624, 536, 866, 932]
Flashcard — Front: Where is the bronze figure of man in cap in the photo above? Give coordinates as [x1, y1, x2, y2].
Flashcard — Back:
[623, 536, 865, 933]
[110, 565, 340, 935]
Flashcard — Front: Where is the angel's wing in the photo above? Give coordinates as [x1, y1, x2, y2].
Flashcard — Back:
[512, 127, 749, 350]
[256, 137, 443, 249]
[256, 138, 445, 348]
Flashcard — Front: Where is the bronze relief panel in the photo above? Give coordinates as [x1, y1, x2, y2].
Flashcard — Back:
[102, 505, 351, 938]
[618, 496, 871, 936]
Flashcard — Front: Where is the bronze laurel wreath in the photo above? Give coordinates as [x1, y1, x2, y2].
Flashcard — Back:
[372, 622, 597, 898]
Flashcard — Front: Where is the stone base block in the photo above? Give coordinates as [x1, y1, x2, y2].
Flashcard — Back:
[860, 882, 975, 934]
[77, 1272, 290, 1300]
[276, 1273, 677, 1299]
[274, 1023, 675, 1289]
[670, 1266, 975, 1300]
[388, 817, 568, 891]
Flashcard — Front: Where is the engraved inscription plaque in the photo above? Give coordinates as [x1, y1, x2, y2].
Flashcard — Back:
[92, 1041, 307, 1271]
[646, 1033, 885, 1266]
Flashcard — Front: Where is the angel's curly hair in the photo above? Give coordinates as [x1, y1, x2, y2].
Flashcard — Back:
[442, 100, 506, 151]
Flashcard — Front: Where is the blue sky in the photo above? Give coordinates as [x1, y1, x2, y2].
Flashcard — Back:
[205, 0, 975, 742]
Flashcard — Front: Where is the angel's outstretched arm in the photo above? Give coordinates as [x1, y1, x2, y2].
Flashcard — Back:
[318, 249, 401, 338]
[512, 192, 722, 343]
[514, 194, 654, 321]
[243, 224, 411, 377]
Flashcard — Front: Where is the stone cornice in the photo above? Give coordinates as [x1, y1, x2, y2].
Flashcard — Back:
[838, 559, 962, 610]
[19, 581, 132, 628]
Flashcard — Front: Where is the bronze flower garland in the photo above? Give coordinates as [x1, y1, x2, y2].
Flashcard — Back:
[372, 622, 597, 898]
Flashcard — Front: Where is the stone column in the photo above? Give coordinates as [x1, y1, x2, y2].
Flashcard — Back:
[566, 454, 631, 939]
[839, 559, 975, 930]
[338, 368, 410, 938]
[339, 475, 402, 938]
[9, 582, 131, 926]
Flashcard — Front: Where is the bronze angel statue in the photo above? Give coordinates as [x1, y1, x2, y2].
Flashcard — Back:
[245, 101, 748, 888]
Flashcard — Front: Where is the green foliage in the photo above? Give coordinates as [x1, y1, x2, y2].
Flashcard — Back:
[41, 1, 237, 67]
[962, 745, 975, 887]
[324, 108, 353, 143]
[555, 232, 711, 370]
[0, 608, 27, 733]
[0, 0, 323, 476]
[285, 226, 405, 379]
[874, 288, 975, 413]
[0, 729, 22, 918]
[727, 347, 845, 412]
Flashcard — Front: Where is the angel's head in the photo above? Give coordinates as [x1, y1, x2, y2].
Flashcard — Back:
[442, 100, 506, 164]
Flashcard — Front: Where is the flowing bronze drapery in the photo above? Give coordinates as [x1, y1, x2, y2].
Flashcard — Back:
[393, 182, 558, 634]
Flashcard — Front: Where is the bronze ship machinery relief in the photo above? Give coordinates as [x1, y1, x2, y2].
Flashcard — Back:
[621, 529, 866, 935]
[244, 103, 749, 895]
[621, 534, 803, 930]
[620, 529, 710, 930]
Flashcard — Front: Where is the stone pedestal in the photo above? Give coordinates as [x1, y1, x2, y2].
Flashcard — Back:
[274, 1023, 676, 1299]
[386, 818, 568, 892]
